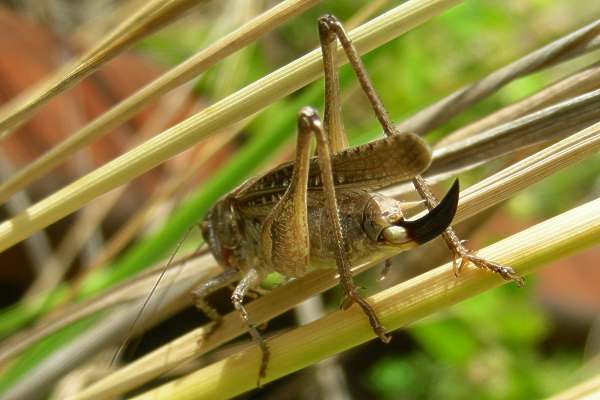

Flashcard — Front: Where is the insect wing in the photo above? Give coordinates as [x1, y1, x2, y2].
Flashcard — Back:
[236, 132, 432, 213]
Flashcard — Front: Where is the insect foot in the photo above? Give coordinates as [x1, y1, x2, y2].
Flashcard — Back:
[342, 288, 391, 343]
[411, 176, 524, 287]
[449, 232, 525, 287]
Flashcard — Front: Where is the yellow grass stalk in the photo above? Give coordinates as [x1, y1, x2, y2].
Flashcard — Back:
[0, 0, 322, 204]
[0, 2, 404, 365]
[0, 250, 218, 366]
[126, 195, 600, 400]
[0, 0, 463, 253]
[0, 0, 204, 139]
[437, 62, 600, 147]
[69, 120, 600, 399]
[547, 373, 600, 400]
[81, 130, 237, 275]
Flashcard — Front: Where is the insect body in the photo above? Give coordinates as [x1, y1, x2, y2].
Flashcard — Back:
[202, 132, 457, 277]
[193, 14, 520, 384]
[196, 108, 459, 381]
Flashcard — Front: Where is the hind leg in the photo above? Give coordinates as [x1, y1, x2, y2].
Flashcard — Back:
[261, 108, 390, 344]
[318, 14, 522, 286]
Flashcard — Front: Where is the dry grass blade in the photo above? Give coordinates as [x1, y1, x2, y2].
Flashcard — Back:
[455, 122, 600, 221]
[2, 100, 588, 374]
[68, 120, 600, 400]
[396, 18, 600, 135]
[438, 61, 600, 146]
[79, 129, 237, 278]
[0, 250, 214, 366]
[126, 198, 600, 400]
[0, 0, 321, 204]
[387, 87, 600, 195]
[0, 0, 203, 140]
[426, 88, 600, 179]
[0, 254, 218, 400]
[0, 0, 463, 253]
[546, 373, 600, 400]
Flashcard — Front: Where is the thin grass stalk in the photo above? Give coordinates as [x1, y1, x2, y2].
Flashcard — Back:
[395, 17, 600, 135]
[126, 196, 600, 400]
[0, 0, 321, 204]
[0, 252, 215, 367]
[385, 87, 600, 196]
[3, 88, 598, 368]
[0, 1, 404, 362]
[0, 0, 204, 140]
[455, 123, 600, 220]
[69, 120, 600, 399]
[437, 61, 600, 147]
[546, 373, 600, 400]
[425, 88, 600, 180]
[77, 130, 236, 281]
[0, 256, 219, 400]
[0, 0, 462, 254]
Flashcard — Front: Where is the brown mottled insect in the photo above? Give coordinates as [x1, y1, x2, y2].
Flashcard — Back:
[194, 15, 522, 383]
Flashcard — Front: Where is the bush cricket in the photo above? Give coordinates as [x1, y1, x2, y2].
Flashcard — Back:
[193, 14, 523, 384]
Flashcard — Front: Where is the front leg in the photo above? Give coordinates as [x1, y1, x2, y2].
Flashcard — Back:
[230, 268, 269, 386]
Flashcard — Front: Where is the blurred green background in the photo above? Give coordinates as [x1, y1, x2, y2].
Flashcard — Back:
[0, 0, 598, 398]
